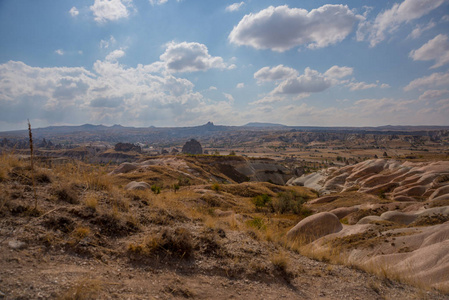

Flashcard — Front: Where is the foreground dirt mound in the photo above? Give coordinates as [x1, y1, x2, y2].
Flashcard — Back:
[2, 154, 447, 299]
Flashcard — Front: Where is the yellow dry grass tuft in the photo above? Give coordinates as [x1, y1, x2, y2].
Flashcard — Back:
[59, 277, 104, 300]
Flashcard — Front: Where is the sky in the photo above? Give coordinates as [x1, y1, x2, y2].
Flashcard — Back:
[0, 0, 449, 131]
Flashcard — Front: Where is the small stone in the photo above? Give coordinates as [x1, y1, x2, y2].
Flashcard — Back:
[8, 240, 26, 250]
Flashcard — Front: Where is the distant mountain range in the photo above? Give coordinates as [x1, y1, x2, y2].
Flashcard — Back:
[1, 122, 448, 146]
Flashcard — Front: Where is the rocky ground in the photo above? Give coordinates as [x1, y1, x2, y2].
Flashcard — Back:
[1, 154, 448, 299]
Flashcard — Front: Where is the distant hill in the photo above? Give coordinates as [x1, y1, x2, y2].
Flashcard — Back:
[244, 122, 286, 128]
[1, 122, 449, 147]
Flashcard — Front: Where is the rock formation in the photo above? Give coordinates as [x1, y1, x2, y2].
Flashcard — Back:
[182, 139, 203, 155]
[286, 212, 342, 243]
[289, 159, 449, 201]
[114, 142, 142, 153]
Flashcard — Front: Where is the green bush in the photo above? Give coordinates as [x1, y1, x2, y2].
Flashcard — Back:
[246, 217, 266, 230]
[151, 184, 161, 194]
[211, 183, 220, 192]
[270, 191, 308, 214]
[251, 194, 271, 210]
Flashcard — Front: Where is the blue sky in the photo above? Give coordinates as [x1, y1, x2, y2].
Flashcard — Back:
[0, 0, 448, 130]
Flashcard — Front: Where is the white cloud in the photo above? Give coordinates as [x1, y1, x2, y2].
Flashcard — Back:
[100, 36, 116, 49]
[254, 65, 298, 82]
[346, 81, 378, 91]
[226, 2, 244, 12]
[250, 95, 286, 105]
[208, 86, 217, 91]
[105, 49, 126, 61]
[149, 0, 168, 5]
[273, 67, 331, 95]
[55, 49, 64, 56]
[253, 65, 353, 99]
[69, 7, 79, 17]
[160, 41, 229, 73]
[380, 83, 390, 89]
[0, 60, 240, 129]
[229, 5, 362, 52]
[236, 83, 244, 88]
[223, 93, 234, 103]
[90, 0, 130, 23]
[404, 72, 449, 91]
[354, 98, 415, 114]
[419, 89, 449, 100]
[408, 21, 436, 39]
[357, 0, 446, 47]
[324, 65, 353, 79]
[409, 34, 449, 69]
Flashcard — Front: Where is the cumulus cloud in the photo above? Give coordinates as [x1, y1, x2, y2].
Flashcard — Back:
[236, 83, 244, 88]
[419, 89, 449, 100]
[55, 49, 64, 56]
[149, 0, 168, 5]
[226, 2, 244, 12]
[272, 67, 331, 94]
[357, 0, 446, 47]
[229, 5, 362, 52]
[160, 41, 229, 73]
[223, 93, 235, 103]
[409, 34, 449, 69]
[0, 59, 239, 129]
[408, 21, 436, 39]
[250, 95, 285, 105]
[105, 49, 126, 61]
[324, 65, 353, 79]
[69, 7, 79, 17]
[253, 65, 353, 101]
[354, 98, 414, 115]
[90, 0, 130, 23]
[346, 81, 378, 91]
[254, 65, 298, 82]
[404, 72, 449, 91]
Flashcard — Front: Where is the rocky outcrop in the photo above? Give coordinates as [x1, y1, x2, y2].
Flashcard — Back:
[109, 162, 139, 175]
[125, 181, 151, 190]
[288, 159, 449, 202]
[286, 212, 342, 244]
[182, 139, 203, 155]
[114, 142, 141, 153]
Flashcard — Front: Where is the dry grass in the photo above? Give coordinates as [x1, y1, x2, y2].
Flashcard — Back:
[84, 193, 99, 210]
[71, 226, 91, 241]
[128, 227, 194, 259]
[59, 277, 104, 300]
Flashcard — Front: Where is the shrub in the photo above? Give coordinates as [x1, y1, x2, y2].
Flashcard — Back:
[151, 184, 161, 194]
[211, 183, 220, 192]
[246, 217, 266, 230]
[72, 226, 91, 241]
[128, 227, 194, 259]
[251, 194, 272, 210]
[270, 191, 307, 214]
[55, 185, 79, 204]
[173, 183, 180, 193]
